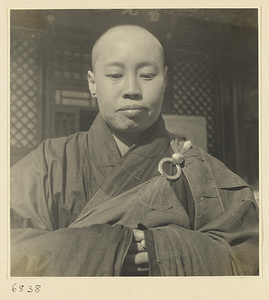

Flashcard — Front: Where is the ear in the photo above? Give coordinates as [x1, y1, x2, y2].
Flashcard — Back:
[163, 66, 168, 88]
[87, 70, 97, 97]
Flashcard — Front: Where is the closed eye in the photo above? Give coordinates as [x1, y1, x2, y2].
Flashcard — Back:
[140, 73, 156, 80]
[106, 74, 123, 79]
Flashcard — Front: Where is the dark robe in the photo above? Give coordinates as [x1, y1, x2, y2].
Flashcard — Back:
[10, 114, 259, 276]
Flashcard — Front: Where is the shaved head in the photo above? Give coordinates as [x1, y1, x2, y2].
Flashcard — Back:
[91, 25, 165, 72]
[87, 24, 168, 144]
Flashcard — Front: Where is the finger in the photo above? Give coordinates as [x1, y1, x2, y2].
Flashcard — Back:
[128, 242, 146, 254]
[124, 252, 149, 265]
[132, 229, 145, 241]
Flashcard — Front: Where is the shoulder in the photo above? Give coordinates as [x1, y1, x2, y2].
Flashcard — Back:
[12, 131, 89, 170]
[42, 131, 88, 155]
[192, 145, 250, 189]
[167, 135, 249, 189]
[176, 138, 249, 189]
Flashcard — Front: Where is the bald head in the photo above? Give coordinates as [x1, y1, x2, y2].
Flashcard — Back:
[91, 25, 165, 72]
[87, 24, 168, 142]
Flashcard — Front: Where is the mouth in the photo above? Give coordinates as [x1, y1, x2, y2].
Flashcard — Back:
[117, 105, 147, 112]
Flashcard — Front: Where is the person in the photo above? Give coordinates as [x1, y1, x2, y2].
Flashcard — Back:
[10, 25, 259, 276]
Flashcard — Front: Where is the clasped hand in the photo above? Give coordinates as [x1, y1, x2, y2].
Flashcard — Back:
[121, 229, 149, 276]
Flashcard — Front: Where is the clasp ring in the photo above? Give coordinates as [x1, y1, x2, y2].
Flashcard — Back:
[158, 157, 182, 181]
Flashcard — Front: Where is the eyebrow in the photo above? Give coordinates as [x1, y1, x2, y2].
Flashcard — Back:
[104, 61, 159, 69]
[136, 61, 159, 69]
[104, 62, 124, 68]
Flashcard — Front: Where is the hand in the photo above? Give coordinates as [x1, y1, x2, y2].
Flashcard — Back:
[121, 229, 149, 276]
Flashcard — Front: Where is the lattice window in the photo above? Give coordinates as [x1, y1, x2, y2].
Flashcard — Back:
[51, 48, 91, 81]
[10, 35, 39, 148]
[169, 59, 216, 154]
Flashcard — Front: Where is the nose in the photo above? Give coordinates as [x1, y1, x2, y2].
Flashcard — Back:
[122, 75, 142, 100]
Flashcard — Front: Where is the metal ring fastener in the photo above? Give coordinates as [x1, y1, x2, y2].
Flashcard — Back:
[158, 157, 182, 181]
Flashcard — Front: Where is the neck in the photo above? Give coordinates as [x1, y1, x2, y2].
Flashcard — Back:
[111, 128, 152, 156]
[108, 117, 161, 152]
[112, 134, 130, 156]
[111, 130, 146, 148]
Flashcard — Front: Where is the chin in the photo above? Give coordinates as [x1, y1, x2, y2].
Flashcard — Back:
[122, 123, 154, 135]
[111, 122, 141, 134]
[109, 115, 157, 134]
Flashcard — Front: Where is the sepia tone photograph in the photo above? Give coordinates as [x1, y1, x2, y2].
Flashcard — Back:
[9, 8, 259, 279]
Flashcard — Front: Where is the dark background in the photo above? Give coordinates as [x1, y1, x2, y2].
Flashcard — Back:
[10, 9, 258, 191]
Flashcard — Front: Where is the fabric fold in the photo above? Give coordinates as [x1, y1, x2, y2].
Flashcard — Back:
[10, 112, 259, 276]
[146, 198, 258, 276]
[11, 224, 132, 276]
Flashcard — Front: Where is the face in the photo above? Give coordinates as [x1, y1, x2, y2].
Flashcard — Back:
[88, 27, 167, 136]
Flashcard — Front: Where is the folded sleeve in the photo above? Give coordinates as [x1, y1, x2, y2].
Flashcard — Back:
[145, 194, 259, 276]
[11, 225, 132, 276]
[10, 141, 132, 276]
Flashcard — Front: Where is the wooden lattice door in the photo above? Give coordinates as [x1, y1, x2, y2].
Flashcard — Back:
[10, 29, 42, 166]
[165, 51, 220, 157]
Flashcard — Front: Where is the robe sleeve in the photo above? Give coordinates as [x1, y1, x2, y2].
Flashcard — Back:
[145, 177, 259, 276]
[10, 141, 132, 276]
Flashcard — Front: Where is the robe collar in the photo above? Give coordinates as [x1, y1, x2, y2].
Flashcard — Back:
[87, 113, 171, 167]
